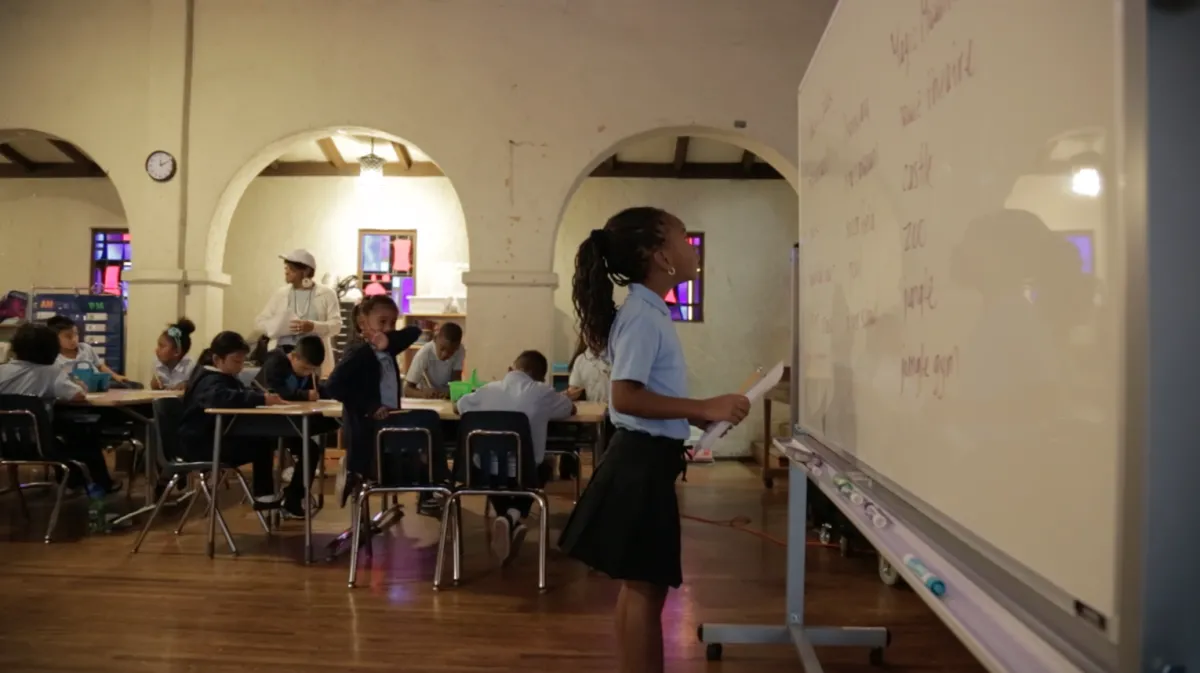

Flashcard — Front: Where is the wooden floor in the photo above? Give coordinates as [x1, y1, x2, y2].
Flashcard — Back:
[0, 462, 984, 672]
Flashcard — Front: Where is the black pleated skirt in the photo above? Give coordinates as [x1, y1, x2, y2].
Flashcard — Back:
[558, 428, 687, 588]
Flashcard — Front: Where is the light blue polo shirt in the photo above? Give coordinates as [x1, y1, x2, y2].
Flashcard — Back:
[607, 283, 690, 440]
[376, 351, 399, 409]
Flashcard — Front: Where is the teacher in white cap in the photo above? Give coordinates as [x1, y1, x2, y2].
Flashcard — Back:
[254, 249, 342, 375]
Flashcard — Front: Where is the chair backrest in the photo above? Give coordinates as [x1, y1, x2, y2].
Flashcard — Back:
[151, 397, 186, 467]
[457, 410, 537, 490]
[0, 394, 53, 461]
[376, 408, 443, 486]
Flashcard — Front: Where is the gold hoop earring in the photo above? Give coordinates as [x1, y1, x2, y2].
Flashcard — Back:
[667, 266, 677, 277]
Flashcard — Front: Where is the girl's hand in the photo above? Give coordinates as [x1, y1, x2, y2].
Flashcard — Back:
[150, 377, 163, 390]
[264, 393, 286, 406]
[700, 394, 751, 425]
[368, 331, 388, 351]
[565, 386, 584, 401]
[372, 407, 390, 420]
[308, 389, 320, 402]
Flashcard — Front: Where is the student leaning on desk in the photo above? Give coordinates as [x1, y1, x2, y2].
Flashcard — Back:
[403, 322, 465, 400]
[178, 330, 287, 512]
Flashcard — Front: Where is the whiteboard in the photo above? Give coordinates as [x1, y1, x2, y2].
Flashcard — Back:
[798, 0, 1122, 624]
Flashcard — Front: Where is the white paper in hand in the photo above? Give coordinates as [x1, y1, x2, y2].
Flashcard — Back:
[697, 361, 786, 451]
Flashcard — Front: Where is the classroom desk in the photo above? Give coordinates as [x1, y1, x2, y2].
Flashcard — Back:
[203, 404, 340, 564]
[316, 399, 607, 423]
[61, 389, 183, 509]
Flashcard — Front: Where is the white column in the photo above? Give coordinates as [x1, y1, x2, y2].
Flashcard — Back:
[460, 270, 559, 380]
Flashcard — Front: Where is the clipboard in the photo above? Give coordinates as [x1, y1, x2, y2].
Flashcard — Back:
[696, 360, 786, 451]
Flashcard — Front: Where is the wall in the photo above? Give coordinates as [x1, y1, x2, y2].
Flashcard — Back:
[0, 180, 127, 293]
[222, 177, 468, 334]
[0, 0, 834, 381]
[553, 179, 798, 457]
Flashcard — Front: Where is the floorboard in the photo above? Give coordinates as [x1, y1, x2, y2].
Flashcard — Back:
[0, 462, 985, 672]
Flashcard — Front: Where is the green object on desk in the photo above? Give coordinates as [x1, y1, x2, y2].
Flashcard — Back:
[449, 380, 473, 402]
[468, 369, 481, 389]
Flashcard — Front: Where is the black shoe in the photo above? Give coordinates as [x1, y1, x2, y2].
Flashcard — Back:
[281, 494, 306, 519]
[417, 492, 445, 518]
[251, 494, 283, 511]
[558, 455, 579, 481]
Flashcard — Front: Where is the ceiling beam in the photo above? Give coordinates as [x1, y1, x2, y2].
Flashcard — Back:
[316, 138, 347, 168]
[590, 161, 784, 180]
[600, 155, 618, 172]
[0, 163, 108, 179]
[258, 161, 444, 178]
[391, 142, 413, 170]
[672, 137, 690, 175]
[740, 150, 757, 176]
[48, 140, 105, 176]
[0, 143, 37, 172]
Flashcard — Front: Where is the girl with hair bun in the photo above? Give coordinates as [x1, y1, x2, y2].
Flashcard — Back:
[151, 317, 197, 390]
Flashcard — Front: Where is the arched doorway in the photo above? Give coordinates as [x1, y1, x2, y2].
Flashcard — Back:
[551, 129, 799, 459]
[215, 127, 469, 361]
[0, 128, 135, 372]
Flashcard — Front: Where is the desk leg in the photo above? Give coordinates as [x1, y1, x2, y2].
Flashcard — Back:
[302, 415, 312, 564]
[206, 415, 223, 559]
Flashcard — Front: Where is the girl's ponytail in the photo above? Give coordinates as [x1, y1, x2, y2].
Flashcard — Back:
[572, 229, 617, 356]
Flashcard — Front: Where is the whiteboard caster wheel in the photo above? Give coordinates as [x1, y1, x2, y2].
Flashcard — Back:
[869, 647, 884, 666]
[839, 535, 851, 557]
[705, 643, 723, 662]
[879, 555, 901, 586]
[818, 525, 832, 545]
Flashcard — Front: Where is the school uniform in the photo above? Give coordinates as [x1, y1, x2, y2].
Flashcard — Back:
[0, 359, 113, 490]
[456, 370, 574, 518]
[324, 327, 422, 478]
[558, 284, 690, 589]
[568, 348, 616, 466]
[178, 366, 275, 497]
[258, 346, 322, 401]
[405, 341, 466, 394]
[54, 341, 103, 371]
[154, 356, 194, 389]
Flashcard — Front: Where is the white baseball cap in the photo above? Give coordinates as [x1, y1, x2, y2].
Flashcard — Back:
[280, 249, 316, 269]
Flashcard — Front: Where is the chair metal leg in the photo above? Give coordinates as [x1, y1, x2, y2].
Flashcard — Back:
[43, 462, 72, 544]
[199, 474, 238, 555]
[534, 492, 550, 592]
[347, 492, 369, 588]
[5, 465, 31, 520]
[433, 493, 458, 590]
[232, 469, 271, 535]
[132, 474, 180, 553]
[452, 498, 463, 584]
[174, 486, 202, 535]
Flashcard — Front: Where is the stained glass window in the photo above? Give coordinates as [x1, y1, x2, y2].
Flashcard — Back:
[1063, 232, 1094, 274]
[665, 232, 704, 322]
[91, 228, 131, 304]
[358, 230, 417, 313]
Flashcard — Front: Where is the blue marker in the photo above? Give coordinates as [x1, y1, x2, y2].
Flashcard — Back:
[903, 554, 946, 597]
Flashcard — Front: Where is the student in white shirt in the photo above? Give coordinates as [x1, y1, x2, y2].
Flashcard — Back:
[567, 337, 611, 403]
[254, 249, 342, 376]
[455, 349, 574, 564]
[151, 318, 197, 390]
[0, 323, 118, 492]
[46, 315, 127, 383]
[404, 322, 465, 399]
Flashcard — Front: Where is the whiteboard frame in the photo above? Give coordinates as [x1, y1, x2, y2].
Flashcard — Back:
[793, 1, 1143, 669]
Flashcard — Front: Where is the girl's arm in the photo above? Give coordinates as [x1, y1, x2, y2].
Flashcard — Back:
[611, 381, 749, 425]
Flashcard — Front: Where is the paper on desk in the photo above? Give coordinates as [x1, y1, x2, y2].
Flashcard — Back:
[696, 361, 785, 451]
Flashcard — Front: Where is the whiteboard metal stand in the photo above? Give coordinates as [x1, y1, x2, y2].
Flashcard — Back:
[697, 244, 891, 668]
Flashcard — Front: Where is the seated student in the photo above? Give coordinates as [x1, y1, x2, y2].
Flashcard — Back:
[404, 323, 465, 399]
[562, 336, 615, 478]
[150, 318, 197, 390]
[325, 296, 423, 505]
[178, 331, 286, 510]
[259, 333, 327, 516]
[0, 323, 118, 492]
[46, 315, 128, 384]
[455, 349, 574, 565]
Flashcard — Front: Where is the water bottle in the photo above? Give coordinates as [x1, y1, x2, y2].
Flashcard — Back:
[489, 450, 499, 481]
[86, 484, 107, 534]
[507, 453, 517, 483]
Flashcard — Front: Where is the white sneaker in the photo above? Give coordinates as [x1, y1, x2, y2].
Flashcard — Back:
[490, 515, 511, 563]
[334, 456, 347, 508]
[507, 521, 527, 567]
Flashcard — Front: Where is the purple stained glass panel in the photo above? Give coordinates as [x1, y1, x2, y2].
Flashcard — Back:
[397, 275, 416, 313]
[1065, 233, 1094, 274]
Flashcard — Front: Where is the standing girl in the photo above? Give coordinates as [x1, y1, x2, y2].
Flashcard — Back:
[558, 207, 750, 673]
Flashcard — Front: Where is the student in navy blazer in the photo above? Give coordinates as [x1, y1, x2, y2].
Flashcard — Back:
[324, 296, 421, 503]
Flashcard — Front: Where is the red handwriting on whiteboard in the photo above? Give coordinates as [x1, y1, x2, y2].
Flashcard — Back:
[900, 344, 958, 398]
[806, 149, 832, 186]
[848, 259, 862, 279]
[902, 143, 934, 192]
[846, 305, 878, 332]
[890, 24, 921, 73]
[845, 205, 876, 238]
[808, 266, 834, 287]
[845, 99, 870, 138]
[845, 146, 879, 188]
[902, 219, 927, 251]
[921, 0, 956, 36]
[902, 269, 937, 318]
[926, 39, 976, 112]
